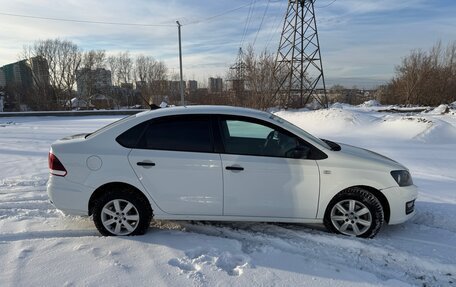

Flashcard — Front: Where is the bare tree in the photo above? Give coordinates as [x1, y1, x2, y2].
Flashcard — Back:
[82, 50, 106, 70]
[107, 55, 119, 86]
[134, 55, 150, 83]
[243, 46, 278, 110]
[23, 39, 82, 109]
[132, 54, 169, 105]
[60, 42, 82, 107]
[381, 41, 456, 106]
[78, 50, 107, 101]
[117, 52, 133, 85]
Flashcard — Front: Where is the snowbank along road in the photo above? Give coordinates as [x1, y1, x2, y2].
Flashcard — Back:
[0, 104, 455, 286]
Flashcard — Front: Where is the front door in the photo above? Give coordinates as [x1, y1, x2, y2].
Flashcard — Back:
[219, 116, 320, 219]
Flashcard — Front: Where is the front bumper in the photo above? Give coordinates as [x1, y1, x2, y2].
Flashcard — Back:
[381, 184, 419, 225]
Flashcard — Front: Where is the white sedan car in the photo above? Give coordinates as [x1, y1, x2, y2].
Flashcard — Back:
[47, 106, 417, 238]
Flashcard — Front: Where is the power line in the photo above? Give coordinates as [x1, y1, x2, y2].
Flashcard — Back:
[239, 0, 255, 47]
[252, 0, 271, 47]
[240, 0, 257, 48]
[316, 0, 337, 9]
[0, 2, 254, 28]
[184, 2, 254, 26]
[265, 0, 286, 50]
[0, 11, 174, 27]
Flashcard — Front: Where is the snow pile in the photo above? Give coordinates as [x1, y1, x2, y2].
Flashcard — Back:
[428, 104, 450, 115]
[0, 107, 456, 286]
[376, 116, 433, 141]
[0, 121, 16, 127]
[275, 108, 377, 136]
[359, 99, 381, 107]
[276, 107, 456, 144]
[413, 118, 456, 143]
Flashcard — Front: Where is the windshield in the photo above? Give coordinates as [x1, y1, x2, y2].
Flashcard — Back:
[269, 114, 332, 150]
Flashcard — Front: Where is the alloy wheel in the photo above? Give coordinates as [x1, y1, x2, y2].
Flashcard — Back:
[101, 199, 140, 236]
[330, 199, 372, 236]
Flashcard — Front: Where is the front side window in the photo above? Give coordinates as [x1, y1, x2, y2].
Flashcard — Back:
[220, 117, 310, 159]
[139, 115, 213, 153]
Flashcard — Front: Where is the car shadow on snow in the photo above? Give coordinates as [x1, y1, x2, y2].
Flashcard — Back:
[0, 229, 100, 242]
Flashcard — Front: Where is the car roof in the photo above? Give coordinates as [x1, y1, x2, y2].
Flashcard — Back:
[135, 105, 272, 120]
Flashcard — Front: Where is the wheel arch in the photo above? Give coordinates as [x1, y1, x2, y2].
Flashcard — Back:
[88, 182, 152, 216]
[326, 185, 391, 224]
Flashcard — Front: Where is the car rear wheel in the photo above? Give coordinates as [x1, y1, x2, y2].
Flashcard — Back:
[324, 187, 384, 238]
[93, 189, 152, 236]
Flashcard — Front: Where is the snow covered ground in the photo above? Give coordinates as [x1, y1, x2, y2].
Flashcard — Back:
[0, 105, 455, 287]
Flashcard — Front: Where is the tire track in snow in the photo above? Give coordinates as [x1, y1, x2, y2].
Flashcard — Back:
[0, 196, 60, 220]
[161, 221, 455, 287]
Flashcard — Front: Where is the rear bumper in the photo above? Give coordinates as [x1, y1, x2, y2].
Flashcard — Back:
[47, 175, 92, 216]
[381, 185, 418, 225]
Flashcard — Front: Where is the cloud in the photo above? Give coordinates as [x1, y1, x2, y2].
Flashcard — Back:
[0, 0, 455, 85]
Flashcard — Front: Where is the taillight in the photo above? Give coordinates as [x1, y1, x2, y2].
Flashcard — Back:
[48, 152, 67, 177]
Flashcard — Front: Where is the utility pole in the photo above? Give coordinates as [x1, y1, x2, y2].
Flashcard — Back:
[274, 0, 328, 108]
[176, 20, 185, 106]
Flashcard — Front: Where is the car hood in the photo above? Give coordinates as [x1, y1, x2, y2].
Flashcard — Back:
[337, 143, 405, 170]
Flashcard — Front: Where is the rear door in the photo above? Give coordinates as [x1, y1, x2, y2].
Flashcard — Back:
[127, 115, 223, 215]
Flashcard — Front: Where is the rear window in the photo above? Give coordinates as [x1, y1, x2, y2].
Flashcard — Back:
[87, 115, 135, 139]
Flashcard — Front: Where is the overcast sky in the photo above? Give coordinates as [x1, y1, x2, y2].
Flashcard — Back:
[0, 0, 455, 88]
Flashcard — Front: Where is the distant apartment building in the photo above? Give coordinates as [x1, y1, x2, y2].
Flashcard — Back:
[0, 56, 50, 110]
[135, 81, 146, 90]
[186, 80, 198, 93]
[148, 80, 169, 104]
[0, 56, 50, 90]
[76, 68, 112, 98]
[1, 60, 33, 90]
[0, 94, 4, 112]
[29, 56, 50, 87]
[120, 82, 133, 90]
[169, 80, 186, 98]
[208, 77, 223, 93]
[0, 68, 5, 88]
[230, 79, 245, 92]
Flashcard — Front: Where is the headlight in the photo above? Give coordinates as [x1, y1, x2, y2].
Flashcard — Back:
[390, 170, 413, 187]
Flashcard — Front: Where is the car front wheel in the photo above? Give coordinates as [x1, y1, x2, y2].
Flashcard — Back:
[324, 187, 384, 238]
[93, 189, 152, 236]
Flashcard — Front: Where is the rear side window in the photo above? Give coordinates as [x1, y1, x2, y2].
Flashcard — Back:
[116, 121, 148, 148]
[138, 116, 213, 153]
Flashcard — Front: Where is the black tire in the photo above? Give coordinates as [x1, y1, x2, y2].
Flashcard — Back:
[324, 187, 384, 238]
[92, 188, 152, 236]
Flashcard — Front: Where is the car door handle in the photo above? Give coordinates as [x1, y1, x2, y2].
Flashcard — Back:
[226, 166, 244, 171]
[137, 161, 156, 167]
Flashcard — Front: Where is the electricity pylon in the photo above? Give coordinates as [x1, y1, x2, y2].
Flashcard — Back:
[274, 0, 328, 108]
[229, 47, 246, 94]
[230, 47, 246, 89]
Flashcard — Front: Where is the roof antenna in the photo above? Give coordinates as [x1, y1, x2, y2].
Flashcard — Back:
[137, 92, 160, 110]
